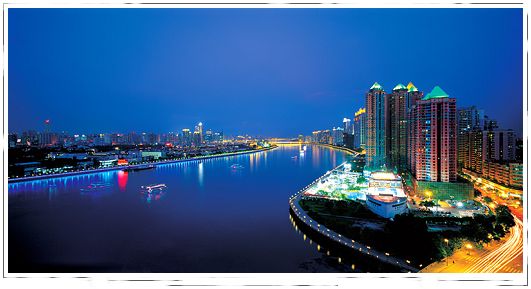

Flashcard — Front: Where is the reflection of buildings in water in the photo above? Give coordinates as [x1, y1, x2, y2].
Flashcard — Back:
[117, 170, 128, 191]
[312, 147, 320, 168]
[143, 189, 165, 204]
[249, 153, 254, 172]
[48, 184, 58, 200]
[198, 162, 204, 187]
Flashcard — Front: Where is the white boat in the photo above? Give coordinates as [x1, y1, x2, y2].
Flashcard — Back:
[230, 164, 244, 169]
[141, 184, 167, 193]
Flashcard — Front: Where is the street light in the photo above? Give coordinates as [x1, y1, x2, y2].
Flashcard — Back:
[465, 243, 473, 255]
[444, 238, 449, 266]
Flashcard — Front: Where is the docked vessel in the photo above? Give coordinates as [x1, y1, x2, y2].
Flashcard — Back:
[80, 183, 112, 192]
[123, 164, 155, 172]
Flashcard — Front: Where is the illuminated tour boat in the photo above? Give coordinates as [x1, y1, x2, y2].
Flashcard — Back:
[140, 184, 167, 193]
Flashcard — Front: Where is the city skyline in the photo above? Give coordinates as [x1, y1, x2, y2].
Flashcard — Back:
[9, 8, 523, 137]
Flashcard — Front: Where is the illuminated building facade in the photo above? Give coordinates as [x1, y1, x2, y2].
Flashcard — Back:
[385, 84, 409, 171]
[332, 127, 344, 146]
[353, 107, 367, 149]
[365, 82, 386, 170]
[366, 172, 407, 219]
[181, 129, 192, 146]
[312, 130, 332, 144]
[405, 82, 423, 172]
[343, 118, 352, 134]
[457, 106, 485, 168]
[410, 86, 457, 182]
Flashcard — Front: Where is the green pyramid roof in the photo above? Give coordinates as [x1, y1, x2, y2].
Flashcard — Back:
[407, 82, 418, 92]
[422, 86, 449, 100]
[370, 82, 383, 90]
[393, 83, 407, 91]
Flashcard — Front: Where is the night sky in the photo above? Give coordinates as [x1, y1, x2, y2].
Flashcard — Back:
[9, 8, 523, 137]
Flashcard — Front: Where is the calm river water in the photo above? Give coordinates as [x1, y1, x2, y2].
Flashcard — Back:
[8, 144, 387, 273]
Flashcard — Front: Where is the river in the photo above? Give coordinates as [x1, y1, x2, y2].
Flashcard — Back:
[8, 144, 378, 273]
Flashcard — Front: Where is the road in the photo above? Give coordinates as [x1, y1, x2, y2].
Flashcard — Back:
[422, 214, 523, 273]
[463, 215, 523, 273]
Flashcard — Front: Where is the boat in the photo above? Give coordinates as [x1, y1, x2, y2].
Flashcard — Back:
[123, 164, 155, 172]
[303, 145, 307, 151]
[291, 156, 298, 159]
[140, 183, 167, 193]
[80, 183, 112, 192]
[230, 164, 244, 169]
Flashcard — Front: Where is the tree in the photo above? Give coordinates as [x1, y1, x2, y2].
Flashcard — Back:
[495, 205, 515, 232]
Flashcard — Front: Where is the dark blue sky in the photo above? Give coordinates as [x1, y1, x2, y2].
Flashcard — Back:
[9, 8, 523, 137]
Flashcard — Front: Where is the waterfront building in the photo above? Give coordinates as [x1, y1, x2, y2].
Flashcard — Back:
[193, 131, 201, 146]
[213, 131, 224, 143]
[332, 127, 344, 146]
[366, 172, 407, 219]
[198, 122, 204, 144]
[353, 107, 367, 149]
[312, 130, 332, 144]
[457, 106, 485, 168]
[385, 83, 409, 171]
[141, 151, 164, 160]
[22, 130, 39, 147]
[343, 132, 355, 149]
[8, 133, 17, 148]
[204, 129, 213, 143]
[343, 118, 352, 134]
[365, 82, 387, 170]
[409, 86, 457, 182]
[405, 83, 424, 173]
[181, 129, 192, 146]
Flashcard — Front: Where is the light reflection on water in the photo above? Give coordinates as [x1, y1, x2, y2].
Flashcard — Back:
[9, 145, 352, 273]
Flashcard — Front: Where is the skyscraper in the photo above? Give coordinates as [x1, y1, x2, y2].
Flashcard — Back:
[194, 122, 204, 145]
[457, 106, 485, 168]
[343, 118, 352, 134]
[204, 129, 213, 143]
[365, 82, 387, 170]
[353, 107, 367, 149]
[405, 82, 423, 172]
[385, 83, 408, 171]
[410, 86, 457, 182]
[332, 127, 344, 146]
[181, 129, 192, 146]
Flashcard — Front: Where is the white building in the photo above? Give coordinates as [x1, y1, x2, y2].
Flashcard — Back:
[366, 172, 408, 219]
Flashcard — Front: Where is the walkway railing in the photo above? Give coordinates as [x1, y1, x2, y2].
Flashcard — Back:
[288, 167, 419, 273]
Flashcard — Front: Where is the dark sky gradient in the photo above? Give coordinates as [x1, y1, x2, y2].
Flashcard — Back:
[9, 8, 523, 137]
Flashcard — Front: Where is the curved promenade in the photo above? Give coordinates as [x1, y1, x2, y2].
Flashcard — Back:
[8, 146, 277, 183]
[288, 171, 420, 273]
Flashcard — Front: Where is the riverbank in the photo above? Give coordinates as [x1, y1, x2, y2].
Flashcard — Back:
[312, 143, 361, 155]
[288, 165, 419, 273]
[8, 145, 277, 183]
